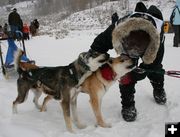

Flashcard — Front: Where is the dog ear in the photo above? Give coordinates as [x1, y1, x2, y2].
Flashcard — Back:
[79, 52, 86, 58]
[108, 58, 113, 64]
[79, 52, 88, 63]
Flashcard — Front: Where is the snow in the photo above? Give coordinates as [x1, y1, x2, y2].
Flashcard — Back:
[0, 30, 180, 137]
[0, 0, 180, 137]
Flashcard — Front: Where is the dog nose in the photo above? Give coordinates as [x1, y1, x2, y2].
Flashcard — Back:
[132, 58, 138, 66]
[121, 54, 138, 69]
[127, 58, 138, 69]
[105, 53, 110, 60]
[120, 54, 130, 60]
[120, 54, 138, 69]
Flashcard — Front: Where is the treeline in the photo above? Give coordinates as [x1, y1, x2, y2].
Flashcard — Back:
[1, 0, 165, 16]
[0, 0, 32, 6]
[34, 0, 120, 16]
[33, 0, 158, 16]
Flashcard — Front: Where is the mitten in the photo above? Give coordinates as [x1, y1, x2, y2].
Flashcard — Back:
[119, 73, 133, 85]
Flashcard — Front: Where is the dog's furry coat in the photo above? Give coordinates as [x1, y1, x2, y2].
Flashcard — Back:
[40, 55, 134, 128]
[12, 49, 109, 132]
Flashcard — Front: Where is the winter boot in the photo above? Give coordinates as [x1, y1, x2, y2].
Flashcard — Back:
[121, 105, 137, 122]
[119, 83, 137, 122]
[151, 81, 167, 105]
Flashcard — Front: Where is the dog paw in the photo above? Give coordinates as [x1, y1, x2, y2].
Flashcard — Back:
[103, 123, 112, 128]
[12, 108, 18, 114]
[67, 128, 75, 133]
[12, 105, 18, 114]
[76, 123, 87, 129]
[96, 123, 112, 128]
[40, 107, 47, 112]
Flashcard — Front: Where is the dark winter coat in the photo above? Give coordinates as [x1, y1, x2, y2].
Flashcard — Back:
[8, 11, 22, 29]
[90, 24, 115, 53]
[91, 10, 164, 66]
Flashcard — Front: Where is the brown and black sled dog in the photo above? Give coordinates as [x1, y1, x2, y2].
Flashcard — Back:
[40, 54, 135, 128]
[12, 49, 109, 132]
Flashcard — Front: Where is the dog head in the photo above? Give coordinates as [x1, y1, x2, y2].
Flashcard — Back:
[108, 54, 135, 78]
[79, 50, 109, 72]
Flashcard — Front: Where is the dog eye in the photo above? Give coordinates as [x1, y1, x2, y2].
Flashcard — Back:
[119, 58, 125, 62]
[109, 58, 113, 64]
[93, 51, 99, 56]
[83, 54, 88, 59]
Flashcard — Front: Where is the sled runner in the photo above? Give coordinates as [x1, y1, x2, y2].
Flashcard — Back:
[0, 35, 34, 79]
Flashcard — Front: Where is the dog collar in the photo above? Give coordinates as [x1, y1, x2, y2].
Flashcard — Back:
[68, 63, 79, 85]
[78, 57, 90, 71]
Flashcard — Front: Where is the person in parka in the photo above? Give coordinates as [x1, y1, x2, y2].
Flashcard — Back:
[90, 2, 166, 122]
[8, 8, 23, 32]
[170, 0, 180, 47]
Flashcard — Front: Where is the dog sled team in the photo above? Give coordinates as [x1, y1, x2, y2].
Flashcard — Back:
[0, 8, 39, 40]
[0, 8, 40, 78]
[2, 1, 171, 133]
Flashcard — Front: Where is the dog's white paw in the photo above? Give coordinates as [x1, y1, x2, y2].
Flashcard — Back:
[76, 123, 87, 129]
[12, 103, 18, 114]
[96, 122, 112, 128]
[67, 128, 75, 133]
[103, 123, 112, 128]
[40, 106, 47, 112]
[12, 106, 18, 114]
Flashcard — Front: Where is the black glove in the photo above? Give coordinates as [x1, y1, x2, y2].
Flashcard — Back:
[131, 64, 147, 82]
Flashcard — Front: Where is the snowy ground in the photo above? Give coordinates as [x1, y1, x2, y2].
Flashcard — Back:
[0, 30, 180, 137]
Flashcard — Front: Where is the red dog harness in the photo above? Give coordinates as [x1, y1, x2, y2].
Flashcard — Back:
[100, 64, 116, 81]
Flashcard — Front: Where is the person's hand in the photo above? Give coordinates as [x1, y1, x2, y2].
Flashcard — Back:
[132, 67, 146, 74]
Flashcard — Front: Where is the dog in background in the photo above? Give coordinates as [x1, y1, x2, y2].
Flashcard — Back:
[13, 49, 109, 132]
[40, 54, 135, 128]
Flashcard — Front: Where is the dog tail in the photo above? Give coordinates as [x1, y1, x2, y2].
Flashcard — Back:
[14, 49, 24, 72]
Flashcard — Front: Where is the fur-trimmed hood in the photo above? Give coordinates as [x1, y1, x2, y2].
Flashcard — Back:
[112, 17, 160, 64]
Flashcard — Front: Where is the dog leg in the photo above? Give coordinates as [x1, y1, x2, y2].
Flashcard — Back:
[71, 92, 86, 129]
[89, 91, 111, 128]
[12, 79, 30, 113]
[40, 95, 53, 112]
[32, 89, 42, 110]
[61, 98, 74, 133]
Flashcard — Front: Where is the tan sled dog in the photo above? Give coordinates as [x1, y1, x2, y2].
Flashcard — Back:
[40, 55, 135, 128]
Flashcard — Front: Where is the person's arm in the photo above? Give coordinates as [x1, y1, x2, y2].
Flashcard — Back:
[90, 11, 133, 53]
[117, 12, 132, 24]
[90, 24, 115, 53]
[170, 8, 176, 25]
